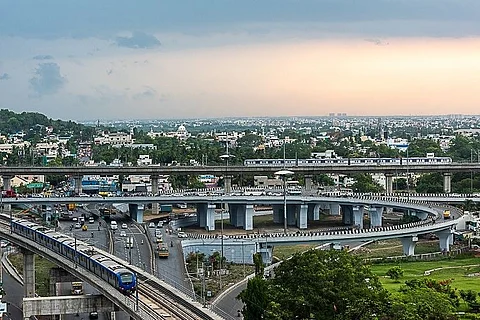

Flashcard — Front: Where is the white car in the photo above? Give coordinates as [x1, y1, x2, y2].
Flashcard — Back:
[177, 232, 187, 238]
[110, 221, 118, 230]
[74, 223, 81, 229]
[89, 217, 95, 224]
[120, 231, 127, 237]
[148, 222, 155, 228]
[121, 223, 128, 229]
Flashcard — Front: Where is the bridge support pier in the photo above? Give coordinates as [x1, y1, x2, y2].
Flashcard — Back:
[313, 204, 321, 220]
[304, 175, 313, 191]
[237, 204, 254, 231]
[385, 173, 393, 194]
[22, 249, 36, 298]
[307, 204, 320, 221]
[401, 236, 418, 256]
[297, 204, 308, 229]
[49, 268, 78, 296]
[73, 175, 83, 195]
[369, 207, 383, 228]
[330, 203, 341, 216]
[341, 205, 353, 225]
[197, 203, 216, 231]
[151, 175, 160, 214]
[443, 173, 452, 194]
[272, 205, 282, 224]
[1, 174, 13, 211]
[437, 230, 453, 252]
[352, 205, 364, 229]
[224, 176, 232, 194]
[128, 204, 144, 223]
[287, 205, 297, 226]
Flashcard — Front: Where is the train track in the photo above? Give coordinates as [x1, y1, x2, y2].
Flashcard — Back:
[136, 273, 208, 320]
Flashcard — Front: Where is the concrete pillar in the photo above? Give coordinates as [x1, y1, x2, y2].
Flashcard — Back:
[2, 175, 13, 211]
[286, 204, 297, 226]
[313, 204, 321, 221]
[369, 207, 383, 228]
[151, 175, 159, 214]
[229, 204, 238, 226]
[385, 173, 393, 194]
[437, 230, 453, 252]
[23, 249, 35, 298]
[272, 205, 283, 224]
[443, 173, 452, 194]
[352, 205, 364, 229]
[297, 204, 308, 229]
[307, 204, 314, 221]
[341, 205, 353, 225]
[73, 175, 83, 195]
[244, 204, 254, 231]
[304, 175, 313, 191]
[224, 176, 232, 194]
[128, 204, 144, 223]
[197, 203, 216, 231]
[401, 236, 418, 256]
[330, 203, 341, 216]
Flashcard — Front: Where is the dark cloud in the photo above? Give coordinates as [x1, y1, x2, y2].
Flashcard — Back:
[33, 54, 54, 60]
[29, 62, 67, 96]
[115, 31, 161, 49]
[0, 73, 10, 80]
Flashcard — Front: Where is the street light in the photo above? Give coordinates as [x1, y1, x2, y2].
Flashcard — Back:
[275, 170, 294, 234]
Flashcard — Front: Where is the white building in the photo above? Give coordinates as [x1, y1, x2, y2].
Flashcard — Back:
[137, 155, 153, 166]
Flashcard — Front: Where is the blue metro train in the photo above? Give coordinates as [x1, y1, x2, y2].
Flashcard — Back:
[9, 216, 136, 294]
[244, 156, 452, 167]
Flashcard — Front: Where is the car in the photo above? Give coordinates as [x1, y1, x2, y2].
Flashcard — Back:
[82, 225, 88, 231]
[89, 217, 95, 224]
[74, 223, 81, 229]
[148, 222, 155, 228]
[121, 223, 128, 229]
[72, 217, 78, 221]
[157, 221, 163, 228]
[110, 221, 118, 230]
[89, 311, 99, 319]
[120, 231, 127, 237]
[177, 232, 187, 238]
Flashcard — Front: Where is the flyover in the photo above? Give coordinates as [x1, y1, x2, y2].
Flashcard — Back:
[0, 163, 480, 176]
[0, 217, 222, 320]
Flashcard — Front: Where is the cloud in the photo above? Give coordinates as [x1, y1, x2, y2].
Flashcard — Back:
[33, 54, 54, 60]
[29, 62, 67, 96]
[132, 87, 158, 100]
[364, 38, 389, 46]
[115, 31, 161, 49]
[0, 73, 10, 80]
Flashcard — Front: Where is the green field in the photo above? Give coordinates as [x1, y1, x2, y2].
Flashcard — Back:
[9, 253, 55, 296]
[370, 257, 480, 292]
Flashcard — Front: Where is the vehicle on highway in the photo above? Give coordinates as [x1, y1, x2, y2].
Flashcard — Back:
[10, 216, 136, 294]
[157, 221, 163, 228]
[148, 222, 155, 228]
[71, 281, 84, 295]
[110, 221, 118, 230]
[158, 244, 169, 258]
[121, 223, 128, 229]
[75, 223, 81, 229]
[177, 232, 187, 238]
[89, 217, 95, 224]
[443, 210, 451, 219]
[120, 230, 127, 237]
[82, 225, 88, 231]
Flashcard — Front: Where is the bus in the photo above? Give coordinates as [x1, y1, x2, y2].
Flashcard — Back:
[158, 244, 169, 258]
[71, 282, 83, 295]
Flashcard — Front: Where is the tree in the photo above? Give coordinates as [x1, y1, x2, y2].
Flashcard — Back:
[351, 174, 384, 193]
[238, 276, 271, 320]
[416, 173, 443, 193]
[459, 290, 478, 310]
[407, 139, 443, 157]
[253, 253, 264, 277]
[386, 266, 404, 281]
[267, 250, 391, 319]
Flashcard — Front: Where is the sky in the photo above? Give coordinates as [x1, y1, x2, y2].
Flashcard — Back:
[1, 0, 480, 121]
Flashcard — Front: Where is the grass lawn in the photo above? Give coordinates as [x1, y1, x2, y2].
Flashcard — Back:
[273, 244, 317, 260]
[370, 257, 480, 292]
[354, 239, 449, 259]
[9, 253, 55, 296]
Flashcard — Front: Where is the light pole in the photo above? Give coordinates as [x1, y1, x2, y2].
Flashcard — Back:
[220, 145, 234, 291]
[406, 148, 410, 199]
[275, 170, 294, 234]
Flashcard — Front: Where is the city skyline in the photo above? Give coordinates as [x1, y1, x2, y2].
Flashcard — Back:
[1, 1, 480, 121]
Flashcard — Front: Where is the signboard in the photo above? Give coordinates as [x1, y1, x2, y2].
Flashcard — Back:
[27, 182, 44, 189]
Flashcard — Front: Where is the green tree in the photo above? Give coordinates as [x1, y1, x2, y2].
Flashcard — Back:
[253, 253, 264, 277]
[386, 266, 404, 281]
[238, 276, 271, 320]
[407, 139, 443, 157]
[351, 174, 384, 193]
[416, 173, 443, 193]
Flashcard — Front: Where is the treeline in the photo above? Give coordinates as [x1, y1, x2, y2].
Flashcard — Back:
[0, 109, 95, 141]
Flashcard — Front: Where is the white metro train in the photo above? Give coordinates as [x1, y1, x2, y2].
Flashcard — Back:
[244, 156, 452, 167]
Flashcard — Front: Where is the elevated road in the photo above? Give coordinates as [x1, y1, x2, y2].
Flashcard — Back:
[0, 163, 480, 176]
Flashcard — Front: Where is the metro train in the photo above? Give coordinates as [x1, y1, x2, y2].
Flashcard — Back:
[244, 156, 453, 167]
[9, 216, 136, 294]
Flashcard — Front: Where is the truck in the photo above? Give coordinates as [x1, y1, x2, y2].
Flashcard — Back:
[158, 244, 169, 258]
[443, 210, 451, 219]
[67, 203, 76, 211]
[71, 282, 84, 295]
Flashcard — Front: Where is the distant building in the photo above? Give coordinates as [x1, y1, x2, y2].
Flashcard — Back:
[254, 176, 282, 188]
